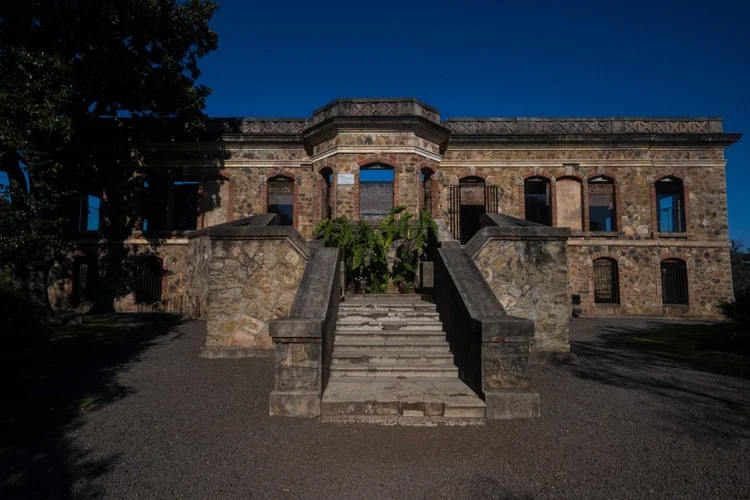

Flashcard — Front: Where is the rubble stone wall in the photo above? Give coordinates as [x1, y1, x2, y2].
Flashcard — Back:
[205, 237, 307, 349]
[568, 243, 733, 318]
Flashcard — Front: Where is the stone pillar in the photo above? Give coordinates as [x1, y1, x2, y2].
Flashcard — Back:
[269, 341, 322, 417]
[482, 334, 540, 419]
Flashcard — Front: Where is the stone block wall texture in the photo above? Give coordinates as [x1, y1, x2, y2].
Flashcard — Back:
[205, 238, 306, 349]
[48, 241, 190, 313]
[474, 239, 571, 352]
[437, 153, 728, 240]
[567, 243, 733, 318]
[186, 235, 211, 317]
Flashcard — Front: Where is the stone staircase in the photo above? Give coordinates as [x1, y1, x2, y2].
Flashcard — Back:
[321, 294, 486, 425]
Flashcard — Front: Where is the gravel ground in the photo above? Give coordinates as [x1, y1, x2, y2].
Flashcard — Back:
[3, 317, 749, 499]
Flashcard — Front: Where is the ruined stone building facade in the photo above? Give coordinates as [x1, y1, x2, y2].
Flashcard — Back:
[51, 98, 740, 344]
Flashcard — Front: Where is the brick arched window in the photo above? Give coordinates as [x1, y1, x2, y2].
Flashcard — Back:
[593, 258, 620, 304]
[359, 163, 394, 220]
[267, 175, 295, 226]
[319, 168, 333, 221]
[661, 258, 689, 305]
[655, 177, 686, 233]
[588, 176, 617, 232]
[555, 177, 583, 231]
[524, 176, 552, 226]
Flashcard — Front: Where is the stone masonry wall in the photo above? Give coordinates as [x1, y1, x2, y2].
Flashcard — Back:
[48, 241, 190, 313]
[568, 243, 734, 318]
[437, 149, 728, 240]
[186, 235, 211, 318]
[205, 238, 307, 349]
[473, 239, 571, 352]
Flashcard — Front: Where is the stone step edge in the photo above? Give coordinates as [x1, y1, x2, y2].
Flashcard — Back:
[320, 415, 485, 426]
[332, 351, 454, 359]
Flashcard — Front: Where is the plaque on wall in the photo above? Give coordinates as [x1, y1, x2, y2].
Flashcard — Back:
[338, 173, 354, 185]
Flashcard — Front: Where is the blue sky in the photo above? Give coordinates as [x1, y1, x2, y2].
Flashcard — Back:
[197, 0, 749, 243]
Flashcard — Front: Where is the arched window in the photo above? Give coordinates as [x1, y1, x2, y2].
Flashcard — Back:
[588, 176, 616, 232]
[593, 258, 620, 304]
[135, 255, 163, 305]
[555, 177, 583, 231]
[661, 258, 689, 305]
[267, 175, 295, 226]
[359, 164, 394, 220]
[524, 177, 551, 226]
[655, 177, 686, 233]
[72, 256, 98, 306]
[319, 168, 333, 220]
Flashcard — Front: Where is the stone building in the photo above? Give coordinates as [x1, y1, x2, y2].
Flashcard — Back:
[50, 98, 741, 348]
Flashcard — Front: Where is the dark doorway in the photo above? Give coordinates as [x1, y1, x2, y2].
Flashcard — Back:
[267, 175, 295, 226]
[459, 177, 485, 244]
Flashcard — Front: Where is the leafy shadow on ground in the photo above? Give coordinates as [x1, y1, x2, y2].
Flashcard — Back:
[569, 319, 750, 442]
[0, 314, 185, 499]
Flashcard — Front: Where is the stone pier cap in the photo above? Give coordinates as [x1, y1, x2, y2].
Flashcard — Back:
[270, 247, 340, 341]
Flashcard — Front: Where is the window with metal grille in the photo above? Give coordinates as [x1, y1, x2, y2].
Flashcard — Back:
[135, 256, 163, 304]
[73, 256, 98, 306]
[593, 258, 620, 304]
[661, 258, 689, 305]
[524, 177, 551, 226]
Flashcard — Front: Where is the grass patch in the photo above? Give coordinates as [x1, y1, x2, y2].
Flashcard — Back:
[620, 322, 750, 377]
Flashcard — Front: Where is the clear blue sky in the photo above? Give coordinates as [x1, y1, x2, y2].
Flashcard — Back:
[197, 0, 749, 243]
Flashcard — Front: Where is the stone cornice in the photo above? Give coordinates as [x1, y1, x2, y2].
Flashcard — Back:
[311, 98, 441, 125]
[310, 146, 443, 163]
[302, 116, 451, 154]
[443, 117, 725, 134]
[445, 133, 741, 147]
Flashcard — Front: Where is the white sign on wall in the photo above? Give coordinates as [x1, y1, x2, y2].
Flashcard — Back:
[338, 173, 355, 185]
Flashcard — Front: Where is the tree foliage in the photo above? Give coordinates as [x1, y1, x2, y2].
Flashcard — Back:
[0, 0, 218, 306]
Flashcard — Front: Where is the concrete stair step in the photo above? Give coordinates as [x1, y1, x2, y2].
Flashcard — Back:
[338, 311, 440, 321]
[333, 339, 451, 353]
[343, 294, 431, 301]
[321, 377, 485, 424]
[330, 363, 459, 377]
[332, 351, 455, 365]
[334, 330, 447, 342]
[336, 319, 443, 331]
[340, 304, 434, 310]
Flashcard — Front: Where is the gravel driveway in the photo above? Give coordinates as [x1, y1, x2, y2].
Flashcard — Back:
[3, 317, 748, 499]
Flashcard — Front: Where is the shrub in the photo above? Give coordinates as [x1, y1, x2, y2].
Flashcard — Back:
[719, 288, 750, 345]
[0, 265, 44, 337]
[314, 207, 437, 293]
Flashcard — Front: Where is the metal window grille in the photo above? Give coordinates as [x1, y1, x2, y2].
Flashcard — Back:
[661, 259, 689, 305]
[593, 258, 620, 304]
[447, 184, 500, 242]
[135, 257, 163, 304]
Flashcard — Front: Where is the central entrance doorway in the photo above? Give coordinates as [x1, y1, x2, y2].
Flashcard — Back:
[448, 177, 499, 244]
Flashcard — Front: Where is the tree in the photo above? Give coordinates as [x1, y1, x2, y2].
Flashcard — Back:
[730, 240, 750, 294]
[0, 0, 218, 311]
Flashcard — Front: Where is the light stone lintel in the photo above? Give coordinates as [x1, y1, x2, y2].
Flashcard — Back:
[311, 146, 443, 163]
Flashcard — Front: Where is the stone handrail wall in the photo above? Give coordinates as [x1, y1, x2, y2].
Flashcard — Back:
[186, 214, 279, 320]
[443, 117, 724, 135]
[187, 215, 311, 358]
[269, 247, 341, 417]
[434, 247, 539, 419]
[468, 213, 573, 356]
